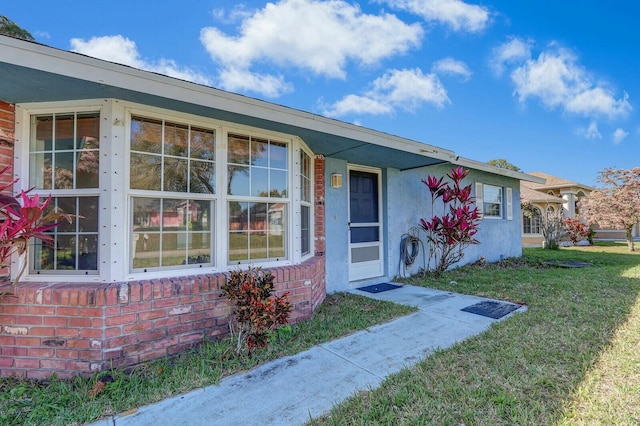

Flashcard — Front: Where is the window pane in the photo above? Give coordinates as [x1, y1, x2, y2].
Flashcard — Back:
[251, 138, 268, 167]
[163, 157, 188, 192]
[162, 232, 185, 266]
[249, 231, 268, 259]
[55, 235, 77, 270]
[33, 242, 55, 270]
[485, 203, 501, 217]
[270, 170, 288, 198]
[131, 117, 162, 153]
[130, 153, 162, 190]
[270, 141, 288, 169]
[188, 233, 211, 264]
[79, 197, 99, 233]
[77, 113, 100, 149]
[162, 199, 187, 231]
[190, 200, 211, 231]
[54, 151, 74, 189]
[29, 152, 52, 189]
[301, 205, 310, 255]
[190, 127, 215, 161]
[190, 161, 215, 194]
[229, 232, 248, 262]
[56, 197, 76, 233]
[32, 115, 53, 151]
[228, 134, 250, 165]
[54, 114, 75, 150]
[165, 122, 188, 157]
[483, 185, 502, 203]
[228, 165, 250, 195]
[76, 147, 99, 188]
[229, 202, 249, 231]
[133, 232, 160, 269]
[251, 167, 269, 197]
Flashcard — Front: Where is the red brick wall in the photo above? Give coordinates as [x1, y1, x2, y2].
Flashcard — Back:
[0, 100, 14, 187]
[0, 257, 325, 379]
[0, 101, 328, 379]
[0, 101, 15, 279]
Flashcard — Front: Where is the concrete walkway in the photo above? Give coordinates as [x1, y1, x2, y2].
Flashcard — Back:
[91, 285, 525, 426]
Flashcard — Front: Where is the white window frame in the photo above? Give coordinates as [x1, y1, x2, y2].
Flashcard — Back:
[298, 146, 314, 259]
[14, 99, 314, 283]
[475, 182, 513, 221]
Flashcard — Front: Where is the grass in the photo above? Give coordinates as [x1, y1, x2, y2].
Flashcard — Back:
[0, 292, 415, 426]
[309, 242, 640, 425]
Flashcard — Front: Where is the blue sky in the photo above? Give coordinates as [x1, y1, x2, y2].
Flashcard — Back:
[4, 0, 638, 186]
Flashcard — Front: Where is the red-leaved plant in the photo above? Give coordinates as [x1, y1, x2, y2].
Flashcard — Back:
[221, 267, 291, 354]
[563, 218, 591, 245]
[0, 167, 73, 288]
[420, 167, 480, 275]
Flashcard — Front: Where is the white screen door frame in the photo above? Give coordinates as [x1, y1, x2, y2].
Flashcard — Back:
[348, 165, 383, 281]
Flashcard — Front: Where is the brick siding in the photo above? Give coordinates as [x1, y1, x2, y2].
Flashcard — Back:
[0, 102, 328, 379]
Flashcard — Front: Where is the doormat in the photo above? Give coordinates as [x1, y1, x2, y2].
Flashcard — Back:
[357, 283, 402, 293]
[544, 260, 592, 268]
[461, 300, 520, 319]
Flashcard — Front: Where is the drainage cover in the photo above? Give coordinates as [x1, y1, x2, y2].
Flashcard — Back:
[461, 300, 520, 319]
[357, 283, 402, 293]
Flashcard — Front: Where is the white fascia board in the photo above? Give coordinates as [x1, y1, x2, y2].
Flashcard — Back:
[453, 156, 546, 183]
[1, 36, 456, 163]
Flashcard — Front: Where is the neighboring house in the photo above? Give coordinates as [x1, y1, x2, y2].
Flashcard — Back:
[520, 171, 639, 245]
[0, 36, 542, 379]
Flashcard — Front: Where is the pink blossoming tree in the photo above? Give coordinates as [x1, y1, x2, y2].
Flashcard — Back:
[580, 167, 640, 251]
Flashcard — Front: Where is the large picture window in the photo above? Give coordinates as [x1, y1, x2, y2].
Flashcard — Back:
[129, 116, 215, 271]
[227, 133, 288, 263]
[19, 101, 310, 281]
[29, 112, 100, 273]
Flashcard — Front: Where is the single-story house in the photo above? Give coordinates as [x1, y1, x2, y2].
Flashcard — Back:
[0, 35, 542, 379]
[520, 171, 639, 246]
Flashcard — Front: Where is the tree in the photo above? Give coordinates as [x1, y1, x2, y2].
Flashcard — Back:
[580, 167, 640, 251]
[487, 158, 521, 172]
[0, 16, 35, 41]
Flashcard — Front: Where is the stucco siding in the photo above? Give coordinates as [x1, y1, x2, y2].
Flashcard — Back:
[324, 157, 350, 292]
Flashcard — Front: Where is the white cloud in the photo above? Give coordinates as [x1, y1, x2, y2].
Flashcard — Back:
[612, 128, 628, 144]
[381, 0, 490, 32]
[491, 37, 532, 74]
[432, 57, 471, 81]
[582, 121, 602, 139]
[200, 0, 423, 97]
[510, 47, 631, 119]
[323, 68, 449, 117]
[70, 35, 212, 86]
[218, 67, 293, 98]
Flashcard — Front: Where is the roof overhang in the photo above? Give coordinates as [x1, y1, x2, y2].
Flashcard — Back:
[0, 35, 543, 182]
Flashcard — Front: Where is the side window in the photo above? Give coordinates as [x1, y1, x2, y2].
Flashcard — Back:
[29, 112, 100, 273]
[475, 182, 513, 220]
[300, 150, 312, 256]
[482, 184, 502, 218]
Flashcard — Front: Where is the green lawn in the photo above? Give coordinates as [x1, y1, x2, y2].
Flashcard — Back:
[0, 293, 415, 426]
[309, 242, 640, 425]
